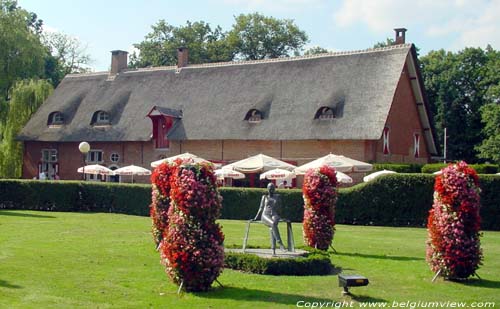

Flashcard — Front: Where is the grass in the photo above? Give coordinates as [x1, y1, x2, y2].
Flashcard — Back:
[0, 210, 499, 308]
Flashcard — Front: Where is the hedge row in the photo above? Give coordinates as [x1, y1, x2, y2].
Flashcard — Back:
[0, 180, 151, 216]
[1, 175, 499, 229]
[374, 163, 499, 174]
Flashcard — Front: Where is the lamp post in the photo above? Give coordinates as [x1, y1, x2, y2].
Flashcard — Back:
[78, 142, 90, 181]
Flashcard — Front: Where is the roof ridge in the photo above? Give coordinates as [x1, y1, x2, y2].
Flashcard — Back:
[67, 43, 413, 77]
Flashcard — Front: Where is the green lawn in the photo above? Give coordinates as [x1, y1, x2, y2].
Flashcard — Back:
[0, 210, 498, 308]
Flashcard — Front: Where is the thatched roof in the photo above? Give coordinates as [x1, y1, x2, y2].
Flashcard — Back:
[19, 44, 434, 150]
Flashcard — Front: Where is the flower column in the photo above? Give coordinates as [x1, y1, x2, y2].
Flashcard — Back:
[426, 161, 482, 280]
[302, 165, 338, 250]
[160, 160, 225, 292]
[150, 162, 173, 248]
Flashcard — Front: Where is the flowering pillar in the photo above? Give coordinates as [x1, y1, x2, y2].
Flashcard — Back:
[302, 165, 338, 250]
[426, 161, 482, 280]
[150, 162, 173, 248]
[158, 160, 225, 292]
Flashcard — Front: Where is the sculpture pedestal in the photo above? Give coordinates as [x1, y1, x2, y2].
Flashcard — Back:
[226, 248, 308, 259]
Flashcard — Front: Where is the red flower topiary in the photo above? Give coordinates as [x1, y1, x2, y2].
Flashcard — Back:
[302, 165, 338, 250]
[426, 161, 482, 280]
[150, 162, 173, 247]
[155, 159, 225, 292]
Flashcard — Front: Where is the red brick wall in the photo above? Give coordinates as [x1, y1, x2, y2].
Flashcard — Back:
[375, 62, 430, 164]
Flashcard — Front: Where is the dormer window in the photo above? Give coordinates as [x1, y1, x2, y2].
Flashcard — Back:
[48, 112, 64, 126]
[91, 110, 111, 125]
[244, 109, 263, 124]
[314, 107, 335, 120]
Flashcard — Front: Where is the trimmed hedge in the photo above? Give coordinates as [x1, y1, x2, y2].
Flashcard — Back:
[1, 175, 499, 230]
[422, 163, 498, 174]
[373, 163, 422, 173]
[224, 251, 333, 275]
[0, 180, 151, 215]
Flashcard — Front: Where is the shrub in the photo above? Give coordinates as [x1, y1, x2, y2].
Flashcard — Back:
[302, 166, 337, 250]
[421, 163, 448, 174]
[1, 175, 499, 230]
[159, 161, 225, 292]
[224, 251, 332, 275]
[426, 162, 482, 280]
[422, 163, 498, 174]
[373, 163, 422, 173]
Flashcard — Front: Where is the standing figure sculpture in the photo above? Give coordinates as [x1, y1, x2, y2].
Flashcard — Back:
[253, 183, 285, 254]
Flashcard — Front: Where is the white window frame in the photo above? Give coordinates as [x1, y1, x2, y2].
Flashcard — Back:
[42, 149, 58, 163]
[86, 150, 103, 163]
[96, 111, 110, 124]
[383, 127, 390, 155]
[414, 133, 420, 158]
[110, 153, 120, 163]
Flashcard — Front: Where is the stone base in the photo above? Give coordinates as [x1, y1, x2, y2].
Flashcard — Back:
[226, 248, 308, 259]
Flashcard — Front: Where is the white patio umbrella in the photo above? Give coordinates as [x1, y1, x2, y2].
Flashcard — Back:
[259, 168, 296, 180]
[294, 154, 372, 174]
[336, 171, 353, 184]
[77, 164, 114, 175]
[363, 170, 397, 182]
[151, 152, 210, 168]
[223, 154, 296, 173]
[113, 165, 151, 183]
[214, 169, 245, 180]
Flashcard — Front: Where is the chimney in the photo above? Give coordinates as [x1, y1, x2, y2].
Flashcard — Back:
[394, 28, 407, 44]
[110, 50, 128, 75]
[177, 47, 188, 68]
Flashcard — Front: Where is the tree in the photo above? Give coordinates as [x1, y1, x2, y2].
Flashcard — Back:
[373, 38, 395, 48]
[420, 47, 499, 162]
[43, 31, 92, 75]
[0, 79, 52, 178]
[130, 20, 234, 67]
[303, 46, 329, 55]
[131, 13, 310, 67]
[476, 103, 500, 163]
[0, 0, 47, 99]
[228, 13, 308, 60]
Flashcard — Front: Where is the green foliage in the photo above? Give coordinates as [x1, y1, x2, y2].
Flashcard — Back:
[228, 13, 308, 60]
[420, 47, 500, 162]
[422, 163, 498, 174]
[131, 13, 310, 67]
[224, 251, 332, 276]
[0, 0, 47, 98]
[130, 20, 234, 68]
[372, 163, 422, 173]
[0, 79, 52, 178]
[42, 31, 92, 75]
[421, 163, 448, 173]
[373, 38, 395, 48]
[2, 175, 499, 229]
[476, 103, 500, 163]
[0, 80, 52, 177]
[303, 46, 329, 55]
[337, 174, 435, 227]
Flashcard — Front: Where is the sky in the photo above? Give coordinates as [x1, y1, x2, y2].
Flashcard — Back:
[18, 0, 500, 72]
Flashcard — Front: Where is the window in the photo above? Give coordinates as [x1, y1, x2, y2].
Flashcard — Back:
[48, 112, 64, 125]
[87, 150, 103, 163]
[314, 107, 335, 120]
[414, 133, 420, 158]
[42, 149, 58, 162]
[383, 127, 390, 155]
[91, 111, 111, 125]
[244, 109, 263, 123]
[110, 153, 120, 163]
